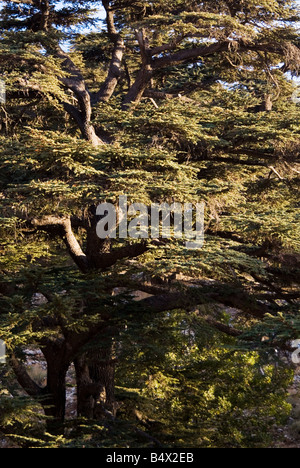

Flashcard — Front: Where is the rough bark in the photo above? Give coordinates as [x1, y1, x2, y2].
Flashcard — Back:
[122, 29, 153, 109]
[10, 348, 69, 434]
[42, 360, 69, 433]
[54, 47, 105, 147]
[74, 356, 102, 419]
[31, 216, 89, 273]
[40, 0, 50, 31]
[122, 65, 153, 109]
[75, 343, 117, 419]
[89, 345, 117, 416]
[31, 214, 148, 273]
[91, 1, 125, 104]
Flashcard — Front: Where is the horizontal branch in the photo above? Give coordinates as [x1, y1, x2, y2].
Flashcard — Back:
[152, 41, 229, 69]
[150, 39, 293, 71]
[150, 34, 185, 56]
[133, 283, 269, 320]
[205, 318, 293, 352]
[92, 242, 149, 270]
[143, 88, 200, 106]
[205, 317, 242, 337]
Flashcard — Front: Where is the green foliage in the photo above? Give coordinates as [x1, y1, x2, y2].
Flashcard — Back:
[116, 308, 293, 448]
[0, 0, 299, 449]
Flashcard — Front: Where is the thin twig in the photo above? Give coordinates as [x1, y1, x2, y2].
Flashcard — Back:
[269, 166, 285, 180]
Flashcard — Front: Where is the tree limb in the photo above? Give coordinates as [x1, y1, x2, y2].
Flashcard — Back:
[31, 216, 89, 273]
[205, 318, 243, 337]
[269, 165, 285, 180]
[92, 242, 149, 270]
[53, 47, 104, 146]
[152, 41, 229, 69]
[31, 215, 148, 273]
[122, 29, 153, 108]
[92, 1, 125, 104]
[10, 353, 43, 398]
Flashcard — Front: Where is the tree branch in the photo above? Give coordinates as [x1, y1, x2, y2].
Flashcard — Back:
[92, 1, 125, 104]
[150, 34, 185, 56]
[122, 29, 153, 109]
[133, 284, 269, 319]
[31, 215, 148, 273]
[31, 216, 89, 273]
[10, 353, 43, 398]
[53, 47, 104, 146]
[92, 242, 149, 270]
[269, 165, 285, 180]
[152, 41, 229, 69]
[92, 37, 125, 104]
[135, 29, 151, 66]
[205, 318, 242, 337]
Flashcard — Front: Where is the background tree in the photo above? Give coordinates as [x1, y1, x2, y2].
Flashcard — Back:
[0, 0, 299, 447]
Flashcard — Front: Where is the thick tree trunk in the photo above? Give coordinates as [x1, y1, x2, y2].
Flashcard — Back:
[80, 121, 104, 147]
[40, 339, 73, 434]
[10, 348, 68, 434]
[75, 342, 117, 419]
[42, 360, 69, 434]
[89, 349, 116, 416]
[74, 356, 102, 419]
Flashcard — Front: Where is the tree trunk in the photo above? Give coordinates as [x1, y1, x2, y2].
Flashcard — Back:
[89, 348, 116, 416]
[74, 356, 103, 419]
[10, 347, 69, 434]
[80, 121, 104, 147]
[41, 341, 72, 434]
[42, 360, 69, 434]
[75, 342, 117, 419]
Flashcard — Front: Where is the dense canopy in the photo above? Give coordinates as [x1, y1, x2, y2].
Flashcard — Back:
[0, 0, 299, 448]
